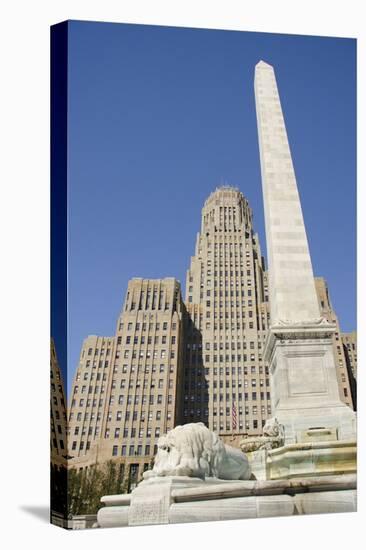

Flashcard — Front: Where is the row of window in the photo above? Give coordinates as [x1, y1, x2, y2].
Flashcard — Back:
[70, 411, 102, 422]
[184, 379, 269, 389]
[116, 381, 173, 392]
[76, 371, 108, 381]
[115, 364, 175, 374]
[70, 408, 172, 424]
[189, 281, 253, 294]
[184, 366, 269, 376]
[200, 353, 261, 362]
[109, 394, 173, 405]
[123, 321, 175, 331]
[107, 426, 162, 439]
[119, 349, 175, 359]
[200, 270, 253, 278]
[191, 322, 257, 330]
[73, 385, 106, 394]
[121, 335, 176, 345]
[84, 346, 112, 357]
[112, 444, 157, 457]
[186, 354, 261, 365]
[210, 420, 264, 430]
[200, 341, 260, 350]
[184, 392, 270, 402]
[127, 302, 173, 311]
[71, 393, 174, 409]
[81, 360, 110, 369]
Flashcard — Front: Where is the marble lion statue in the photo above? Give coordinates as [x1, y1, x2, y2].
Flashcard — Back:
[143, 423, 251, 481]
[263, 417, 284, 439]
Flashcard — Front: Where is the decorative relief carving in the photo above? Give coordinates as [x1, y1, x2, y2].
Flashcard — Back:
[274, 317, 331, 327]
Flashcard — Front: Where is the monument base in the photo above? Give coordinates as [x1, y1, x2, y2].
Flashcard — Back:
[267, 439, 356, 480]
[245, 435, 356, 481]
[265, 322, 356, 444]
[97, 474, 356, 528]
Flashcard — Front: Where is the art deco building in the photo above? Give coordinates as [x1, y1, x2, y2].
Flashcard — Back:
[50, 339, 68, 467]
[342, 332, 357, 380]
[68, 278, 186, 489]
[314, 278, 357, 410]
[183, 186, 271, 444]
[66, 190, 356, 484]
[67, 335, 116, 466]
[182, 189, 355, 444]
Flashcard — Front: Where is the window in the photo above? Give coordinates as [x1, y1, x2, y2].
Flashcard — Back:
[112, 445, 118, 456]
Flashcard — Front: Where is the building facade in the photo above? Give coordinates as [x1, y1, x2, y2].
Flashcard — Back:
[66, 189, 357, 485]
[67, 278, 186, 489]
[314, 278, 357, 410]
[342, 331, 357, 380]
[50, 339, 68, 467]
[183, 187, 271, 444]
[67, 335, 116, 466]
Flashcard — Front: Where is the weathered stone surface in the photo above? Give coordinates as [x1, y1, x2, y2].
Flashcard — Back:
[267, 440, 356, 480]
[254, 60, 320, 325]
[97, 474, 356, 527]
[128, 477, 173, 526]
[169, 494, 295, 523]
[294, 490, 357, 515]
[143, 423, 251, 481]
[97, 506, 129, 529]
[254, 61, 356, 444]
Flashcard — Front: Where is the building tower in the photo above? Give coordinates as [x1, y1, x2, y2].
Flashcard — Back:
[184, 186, 271, 443]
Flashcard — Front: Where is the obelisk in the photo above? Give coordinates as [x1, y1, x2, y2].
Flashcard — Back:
[254, 61, 355, 444]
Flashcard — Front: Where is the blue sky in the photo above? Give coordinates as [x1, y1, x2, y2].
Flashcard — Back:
[61, 21, 356, 393]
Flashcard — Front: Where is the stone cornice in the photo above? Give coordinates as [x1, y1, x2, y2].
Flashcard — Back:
[264, 319, 336, 363]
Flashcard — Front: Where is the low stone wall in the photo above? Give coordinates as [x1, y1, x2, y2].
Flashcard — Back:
[97, 474, 356, 528]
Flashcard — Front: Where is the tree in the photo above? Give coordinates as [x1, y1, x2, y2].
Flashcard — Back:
[66, 461, 129, 516]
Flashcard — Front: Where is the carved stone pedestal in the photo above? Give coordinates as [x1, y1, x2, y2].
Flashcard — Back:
[265, 323, 356, 445]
